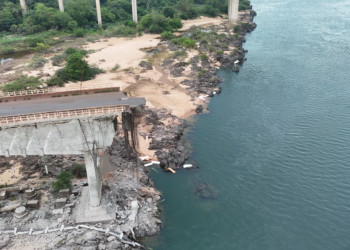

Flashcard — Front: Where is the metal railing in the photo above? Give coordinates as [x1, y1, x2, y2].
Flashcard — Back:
[1, 224, 142, 247]
[0, 105, 128, 126]
[0, 84, 116, 98]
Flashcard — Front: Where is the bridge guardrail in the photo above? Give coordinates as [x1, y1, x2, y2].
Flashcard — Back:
[0, 105, 128, 126]
[0, 84, 115, 98]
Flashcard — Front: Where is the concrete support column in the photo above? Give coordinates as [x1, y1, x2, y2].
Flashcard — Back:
[95, 0, 103, 28]
[19, 0, 27, 15]
[58, 0, 64, 12]
[84, 151, 101, 207]
[132, 0, 138, 23]
[228, 0, 239, 24]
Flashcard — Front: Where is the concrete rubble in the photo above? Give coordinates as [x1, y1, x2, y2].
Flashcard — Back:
[0, 137, 162, 249]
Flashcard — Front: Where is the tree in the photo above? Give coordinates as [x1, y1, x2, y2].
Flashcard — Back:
[177, 0, 197, 19]
[0, 2, 22, 31]
[66, 0, 95, 27]
[65, 51, 91, 81]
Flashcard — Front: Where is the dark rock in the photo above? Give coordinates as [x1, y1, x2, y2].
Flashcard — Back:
[195, 183, 218, 199]
[139, 61, 153, 70]
[195, 105, 204, 114]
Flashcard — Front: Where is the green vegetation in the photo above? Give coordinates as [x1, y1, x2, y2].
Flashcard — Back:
[200, 53, 208, 61]
[29, 57, 47, 69]
[0, 0, 251, 58]
[51, 54, 67, 66]
[46, 48, 103, 86]
[0, 0, 250, 34]
[161, 31, 175, 40]
[172, 50, 188, 58]
[51, 170, 73, 192]
[111, 64, 120, 72]
[140, 12, 182, 33]
[171, 37, 197, 49]
[70, 163, 87, 178]
[1, 76, 41, 92]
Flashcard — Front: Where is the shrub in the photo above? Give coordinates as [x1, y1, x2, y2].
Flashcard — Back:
[168, 18, 182, 29]
[163, 7, 176, 18]
[202, 5, 219, 17]
[30, 58, 47, 69]
[216, 49, 223, 55]
[239, 0, 251, 10]
[116, 25, 137, 36]
[172, 50, 188, 58]
[141, 13, 182, 34]
[51, 54, 67, 66]
[65, 48, 87, 56]
[34, 42, 50, 52]
[110, 64, 120, 72]
[74, 28, 85, 37]
[172, 37, 197, 49]
[161, 31, 175, 40]
[1, 76, 41, 92]
[70, 163, 87, 178]
[234, 25, 241, 33]
[46, 76, 65, 87]
[55, 68, 70, 82]
[25, 37, 45, 47]
[52, 171, 73, 192]
[200, 53, 208, 61]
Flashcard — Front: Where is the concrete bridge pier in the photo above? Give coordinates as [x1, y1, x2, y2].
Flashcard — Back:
[132, 0, 138, 23]
[19, 0, 27, 15]
[58, 0, 64, 12]
[84, 150, 102, 207]
[228, 0, 239, 24]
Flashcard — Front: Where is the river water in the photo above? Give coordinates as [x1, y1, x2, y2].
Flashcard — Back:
[147, 0, 350, 249]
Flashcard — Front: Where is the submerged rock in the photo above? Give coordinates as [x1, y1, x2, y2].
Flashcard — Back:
[195, 183, 218, 199]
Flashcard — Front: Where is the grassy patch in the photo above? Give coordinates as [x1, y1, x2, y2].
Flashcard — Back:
[1, 76, 41, 92]
[171, 37, 197, 49]
[29, 57, 47, 69]
[110, 64, 120, 72]
[52, 171, 73, 192]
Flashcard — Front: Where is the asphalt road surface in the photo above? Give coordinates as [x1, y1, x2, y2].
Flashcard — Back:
[0, 92, 146, 117]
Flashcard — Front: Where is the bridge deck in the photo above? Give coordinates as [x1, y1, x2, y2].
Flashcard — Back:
[0, 92, 145, 117]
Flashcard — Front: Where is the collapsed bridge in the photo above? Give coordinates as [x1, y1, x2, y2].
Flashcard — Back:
[0, 91, 146, 222]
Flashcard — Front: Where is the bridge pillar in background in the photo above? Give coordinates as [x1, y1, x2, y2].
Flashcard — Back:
[228, 0, 239, 24]
[58, 0, 64, 12]
[132, 0, 138, 23]
[19, 0, 27, 15]
[84, 151, 102, 207]
[95, 0, 103, 28]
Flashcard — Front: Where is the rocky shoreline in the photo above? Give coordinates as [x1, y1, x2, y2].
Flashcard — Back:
[0, 9, 256, 249]
[143, 9, 257, 172]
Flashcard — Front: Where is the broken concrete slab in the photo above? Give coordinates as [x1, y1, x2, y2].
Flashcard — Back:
[0, 202, 21, 212]
[65, 202, 75, 208]
[58, 188, 70, 198]
[26, 200, 40, 209]
[0, 190, 8, 200]
[55, 198, 67, 208]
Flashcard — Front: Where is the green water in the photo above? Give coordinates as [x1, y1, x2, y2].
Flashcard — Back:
[147, 0, 350, 249]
